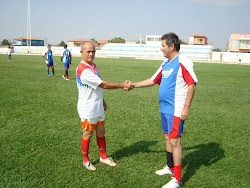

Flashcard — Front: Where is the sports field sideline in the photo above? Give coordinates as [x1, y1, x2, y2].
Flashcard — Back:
[0, 54, 249, 187]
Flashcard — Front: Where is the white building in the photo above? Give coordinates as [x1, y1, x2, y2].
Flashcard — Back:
[146, 35, 162, 45]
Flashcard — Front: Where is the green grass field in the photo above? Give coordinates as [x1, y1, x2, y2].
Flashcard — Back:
[0, 54, 249, 187]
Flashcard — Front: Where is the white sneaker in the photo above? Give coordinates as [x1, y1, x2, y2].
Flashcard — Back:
[155, 165, 174, 175]
[65, 78, 69, 80]
[162, 177, 182, 188]
[62, 75, 66, 79]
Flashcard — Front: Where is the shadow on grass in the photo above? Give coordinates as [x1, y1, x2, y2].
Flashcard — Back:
[182, 142, 225, 184]
[111, 140, 162, 160]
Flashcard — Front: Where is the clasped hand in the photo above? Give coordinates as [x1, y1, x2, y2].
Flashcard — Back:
[123, 80, 134, 91]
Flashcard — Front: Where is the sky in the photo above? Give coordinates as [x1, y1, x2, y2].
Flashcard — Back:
[0, 0, 249, 50]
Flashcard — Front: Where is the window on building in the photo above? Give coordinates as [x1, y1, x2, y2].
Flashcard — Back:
[147, 37, 154, 41]
[231, 40, 235, 48]
[240, 40, 247, 49]
[155, 38, 161, 41]
[236, 40, 240, 48]
[248, 41, 250, 49]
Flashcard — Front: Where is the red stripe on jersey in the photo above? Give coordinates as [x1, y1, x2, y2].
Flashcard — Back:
[76, 62, 96, 76]
[152, 69, 162, 85]
[180, 63, 195, 86]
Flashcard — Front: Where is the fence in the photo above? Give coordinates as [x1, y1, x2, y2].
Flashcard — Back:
[0, 46, 250, 64]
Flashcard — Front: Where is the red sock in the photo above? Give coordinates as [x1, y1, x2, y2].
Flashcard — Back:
[81, 137, 90, 163]
[170, 167, 174, 171]
[96, 136, 108, 159]
[174, 164, 182, 182]
[67, 73, 69, 79]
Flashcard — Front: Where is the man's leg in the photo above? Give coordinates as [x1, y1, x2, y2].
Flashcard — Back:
[96, 123, 117, 167]
[51, 65, 55, 77]
[66, 69, 69, 79]
[164, 134, 174, 171]
[169, 137, 182, 183]
[82, 130, 93, 163]
[96, 125, 108, 159]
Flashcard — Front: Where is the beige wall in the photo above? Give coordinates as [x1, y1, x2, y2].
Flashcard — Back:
[228, 34, 250, 52]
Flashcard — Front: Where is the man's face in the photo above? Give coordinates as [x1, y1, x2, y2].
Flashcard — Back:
[48, 46, 51, 51]
[81, 44, 96, 63]
[160, 40, 174, 58]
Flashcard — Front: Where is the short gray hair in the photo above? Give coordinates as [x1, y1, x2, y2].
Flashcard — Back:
[81, 42, 96, 51]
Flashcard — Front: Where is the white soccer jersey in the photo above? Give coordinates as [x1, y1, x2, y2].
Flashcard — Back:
[8, 48, 12, 55]
[76, 61, 104, 119]
[42, 50, 48, 64]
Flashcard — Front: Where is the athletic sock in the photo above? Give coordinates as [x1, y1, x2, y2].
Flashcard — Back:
[66, 70, 69, 79]
[81, 137, 90, 163]
[47, 70, 49, 76]
[52, 70, 55, 76]
[96, 136, 108, 159]
[167, 151, 174, 170]
[174, 164, 182, 182]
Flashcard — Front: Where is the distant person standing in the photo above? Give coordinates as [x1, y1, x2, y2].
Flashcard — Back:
[61, 44, 71, 80]
[42, 45, 55, 77]
[7, 46, 12, 62]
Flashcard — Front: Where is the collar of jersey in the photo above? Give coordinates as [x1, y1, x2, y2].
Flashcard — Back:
[81, 61, 94, 68]
[164, 54, 179, 65]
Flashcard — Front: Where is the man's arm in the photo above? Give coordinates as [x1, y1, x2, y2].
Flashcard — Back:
[132, 79, 155, 88]
[99, 81, 131, 90]
[180, 83, 196, 121]
[42, 54, 47, 60]
[103, 99, 107, 111]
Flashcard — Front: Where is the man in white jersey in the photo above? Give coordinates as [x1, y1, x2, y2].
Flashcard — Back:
[76, 42, 132, 171]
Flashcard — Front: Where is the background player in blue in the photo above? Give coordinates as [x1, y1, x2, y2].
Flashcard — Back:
[61, 44, 71, 80]
[42, 45, 55, 77]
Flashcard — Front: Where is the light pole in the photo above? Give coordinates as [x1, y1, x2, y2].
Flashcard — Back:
[27, 0, 31, 53]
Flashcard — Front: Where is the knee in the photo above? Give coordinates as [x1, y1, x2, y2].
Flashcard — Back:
[169, 138, 181, 148]
[96, 126, 105, 137]
[83, 130, 93, 140]
[163, 134, 170, 141]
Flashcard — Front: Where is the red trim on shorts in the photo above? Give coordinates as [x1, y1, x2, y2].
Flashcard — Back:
[169, 116, 180, 139]
[97, 120, 105, 126]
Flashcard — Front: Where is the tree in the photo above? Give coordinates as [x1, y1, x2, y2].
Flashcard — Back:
[136, 40, 145, 44]
[213, 48, 222, 52]
[2, 39, 10, 45]
[58, 41, 66, 46]
[110, 37, 125, 43]
[90, 38, 98, 43]
[180, 39, 187, 45]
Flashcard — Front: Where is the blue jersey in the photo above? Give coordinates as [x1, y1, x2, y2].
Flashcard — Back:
[62, 49, 71, 64]
[151, 54, 198, 117]
[45, 50, 53, 64]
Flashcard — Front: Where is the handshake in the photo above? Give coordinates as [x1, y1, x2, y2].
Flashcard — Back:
[123, 80, 134, 91]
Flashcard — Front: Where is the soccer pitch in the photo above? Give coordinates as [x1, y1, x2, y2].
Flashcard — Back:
[0, 54, 249, 187]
